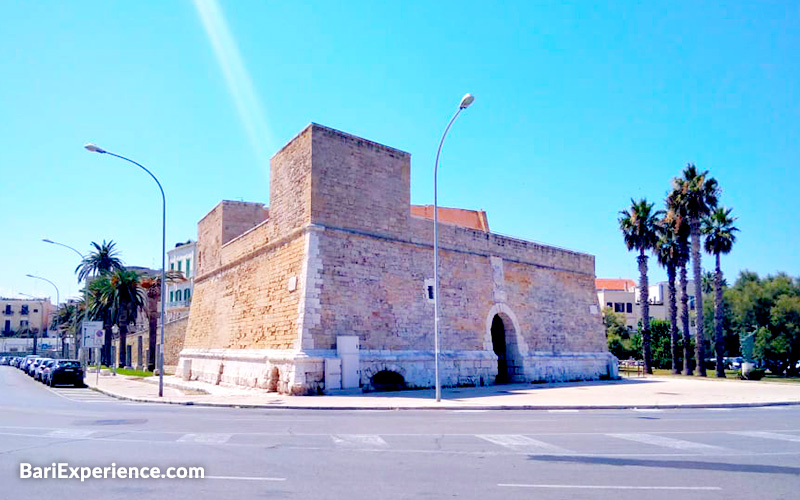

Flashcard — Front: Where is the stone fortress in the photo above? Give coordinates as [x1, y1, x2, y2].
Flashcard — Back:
[178, 123, 616, 394]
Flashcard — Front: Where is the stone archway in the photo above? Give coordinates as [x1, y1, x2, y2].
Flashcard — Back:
[485, 304, 527, 383]
[491, 315, 510, 383]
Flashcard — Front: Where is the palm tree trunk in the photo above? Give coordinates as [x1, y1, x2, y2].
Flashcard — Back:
[680, 260, 692, 375]
[147, 293, 158, 372]
[638, 250, 652, 374]
[667, 263, 679, 374]
[714, 252, 726, 378]
[102, 310, 113, 366]
[119, 317, 128, 369]
[691, 218, 706, 377]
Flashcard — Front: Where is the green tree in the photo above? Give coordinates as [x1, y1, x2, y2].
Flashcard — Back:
[669, 164, 719, 376]
[647, 319, 673, 369]
[619, 198, 663, 374]
[764, 295, 800, 375]
[703, 207, 739, 377]
[727, 271, 800, 375]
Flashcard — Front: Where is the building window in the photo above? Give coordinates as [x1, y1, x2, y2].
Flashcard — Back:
[169, 291, 174, 303]
[170, 263, 174, 271]
[185, 259, 191, 278]
[614, 303, 624, 313]
[33, 308, 38, 313]
[178, 260, 182, 273]
[184, 289, 190, 301]
[606, 302, 612, 308]
[626, 303, 632, 313]
[21, 305, 29, 315]
[20, 320, 29, 328]
[3, 320, 10, 333]
[3, 305, 11, 315]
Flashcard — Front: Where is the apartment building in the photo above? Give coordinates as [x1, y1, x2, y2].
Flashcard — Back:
[167, 240, 196, 311]
[596, 278, 697, 334]
[1, 297, 54, 337]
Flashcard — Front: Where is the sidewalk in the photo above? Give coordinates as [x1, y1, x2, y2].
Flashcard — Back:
[84, 372, 800, 410]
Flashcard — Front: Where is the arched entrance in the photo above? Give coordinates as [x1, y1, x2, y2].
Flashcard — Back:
[485, 304, 527, 384]
[491, 315, 510, 383]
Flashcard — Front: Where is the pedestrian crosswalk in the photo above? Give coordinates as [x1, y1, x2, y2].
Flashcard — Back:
[18, 427, 800, 456]
[48, 386, 118, 403]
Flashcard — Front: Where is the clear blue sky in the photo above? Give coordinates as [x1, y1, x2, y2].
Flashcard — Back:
[1, 1, 798, 303]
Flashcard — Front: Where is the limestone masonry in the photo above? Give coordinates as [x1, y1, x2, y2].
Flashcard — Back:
[179, 124, 617, 394]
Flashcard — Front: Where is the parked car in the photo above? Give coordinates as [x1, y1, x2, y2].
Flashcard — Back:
[47, 360, 84, 387]
[19, 355, 37, 372]
[28, 357, 48, 376]
[36, 359, 55, 382]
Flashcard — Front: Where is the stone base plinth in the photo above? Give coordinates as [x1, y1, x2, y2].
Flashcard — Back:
[178, 348, 618, 395]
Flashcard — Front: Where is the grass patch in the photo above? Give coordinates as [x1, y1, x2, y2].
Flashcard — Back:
[762, 375, 800, 384]
[101, 366, 154, 377]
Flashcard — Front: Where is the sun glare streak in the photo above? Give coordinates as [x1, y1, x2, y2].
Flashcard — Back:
[192, 0, 274, 165]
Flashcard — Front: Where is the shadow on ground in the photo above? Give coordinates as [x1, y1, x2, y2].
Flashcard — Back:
[357, 378, 659, 400]
[527, 455, 800, 476]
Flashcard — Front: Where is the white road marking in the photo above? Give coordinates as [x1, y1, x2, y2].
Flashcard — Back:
[477, 434, 567, 453]
[46, 429, 95, 439]
[48, 388, 116, 403]
[608, 433, 728, 453]
[177, 433, 232, 444]
[499, 484, 721, 491]
[548, 409, 579, 413]
[205, 476, 286, 481]
[331, 434, 388, 448]
[632, 408, 663, 412]
[730, 431, 800, 443]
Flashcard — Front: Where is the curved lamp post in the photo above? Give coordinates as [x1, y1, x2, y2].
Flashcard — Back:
[42, 239, 85, 359]
[25, 274, 60, 355]
[84, 143, 167, 397]
[433, 93, 474, 402]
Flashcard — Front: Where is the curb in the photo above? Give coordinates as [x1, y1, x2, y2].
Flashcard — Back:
[87, 385, 800, 411]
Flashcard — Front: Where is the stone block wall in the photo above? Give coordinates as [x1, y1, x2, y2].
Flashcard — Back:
[196, 200, 268, 277]
[269, 126, 313, 237]
[183, 232, 306, 351]
[310, 124, 411, 239]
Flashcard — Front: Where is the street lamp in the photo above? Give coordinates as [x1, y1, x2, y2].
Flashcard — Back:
[84, 143, 167, 397]
[42, 239, 86, 359]
[432, 93, 474, 402]
[25, 274, 60, 356]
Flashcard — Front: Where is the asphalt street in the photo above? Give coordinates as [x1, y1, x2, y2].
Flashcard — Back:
[1, 366, 798, 499]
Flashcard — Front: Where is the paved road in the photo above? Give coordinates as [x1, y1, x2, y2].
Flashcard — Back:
[1, 366, 798, 499]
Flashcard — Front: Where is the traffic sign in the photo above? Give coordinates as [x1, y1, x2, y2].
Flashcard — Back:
[82, 321, 104, 349]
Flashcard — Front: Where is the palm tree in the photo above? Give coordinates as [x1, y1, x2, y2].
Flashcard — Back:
[87, 269, 144, 367]
[666, 193, 693, 375]
[75, 240, 124, 282]
[655, 216, 682, 374]
[105, 269, 145, 368]
[76, 240, 124, 364]
[703, 206, 739, 378]
[670, 164, 719, 377]
[619, 198, 663, 374]
[86, 276, 115, 365]
[140, 270, 184, 371]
